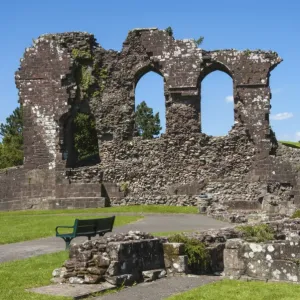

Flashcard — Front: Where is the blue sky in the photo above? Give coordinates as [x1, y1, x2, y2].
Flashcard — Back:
[1, 0, 299, 140]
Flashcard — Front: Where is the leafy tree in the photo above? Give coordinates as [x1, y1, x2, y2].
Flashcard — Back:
[135, 101, 162, 139]
[73, 113, 99, 160]
[0, 106, 23, 169]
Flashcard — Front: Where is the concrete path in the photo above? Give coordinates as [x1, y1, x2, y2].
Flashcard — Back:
[95, 275, 220, 300]
[0, 214, 229, 263]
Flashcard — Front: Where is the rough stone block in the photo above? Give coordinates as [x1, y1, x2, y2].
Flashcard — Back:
[163, 243, 185, 256]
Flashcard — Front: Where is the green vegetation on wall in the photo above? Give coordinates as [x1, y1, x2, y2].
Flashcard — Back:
[237, 224, 275, 242]
[72, 48, 108, 101]
[168, 234, 209, 271]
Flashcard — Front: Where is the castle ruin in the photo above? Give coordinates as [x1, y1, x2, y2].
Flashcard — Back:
[0, 28, 299, 220]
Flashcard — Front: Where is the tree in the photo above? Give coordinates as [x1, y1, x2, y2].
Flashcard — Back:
[0, 106, 23, 169]
[135, 101, 162, 139]
[73, 112, 99, 160]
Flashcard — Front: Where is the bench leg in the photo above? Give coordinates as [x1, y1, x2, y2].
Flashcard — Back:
[62, 237, 73, 250]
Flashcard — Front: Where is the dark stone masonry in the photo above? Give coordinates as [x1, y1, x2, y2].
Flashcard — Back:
[0, 28, 299, 217]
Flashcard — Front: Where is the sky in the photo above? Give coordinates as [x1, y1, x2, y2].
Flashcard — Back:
[0, 0, 299, 141]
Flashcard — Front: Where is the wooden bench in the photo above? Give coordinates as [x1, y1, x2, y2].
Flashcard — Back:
[56, 216, 115, 249]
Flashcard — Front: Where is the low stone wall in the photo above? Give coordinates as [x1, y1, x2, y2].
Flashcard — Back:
[52, 232, 167, 286]
[52, 228, 241, 287]
[224, 238, 300, 283]
[52, 219, 300, 287]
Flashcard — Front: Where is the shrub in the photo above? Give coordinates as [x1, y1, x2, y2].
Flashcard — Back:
[237, 224, 274, 242]
[168, 234, 209, 270]
[165, 26, 173, 37]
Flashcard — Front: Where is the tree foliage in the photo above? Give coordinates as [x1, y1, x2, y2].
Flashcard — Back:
[135, 101, 162, 139]
[73, 112, 99, 160]
[0, 107, 23, 169]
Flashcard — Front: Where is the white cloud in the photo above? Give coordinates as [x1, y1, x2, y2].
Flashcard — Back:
[225, 95, 233, 103]
[270, 112, 293, 121]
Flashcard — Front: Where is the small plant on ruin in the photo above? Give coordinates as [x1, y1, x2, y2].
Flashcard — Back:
[291, 210, 300, 218]
[120, 181, 130, 196]
[168, 234, 209, 271]
[71, 48, 93, 60]
[165, 26, 173, 37]
[244, 49, 251, 56]
[237, 224, 275, 242]
[193, 36, 204, 47]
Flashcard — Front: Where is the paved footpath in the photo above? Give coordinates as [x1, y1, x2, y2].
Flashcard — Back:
[0, 214, 229, 263]
[96, 275, 220, 300]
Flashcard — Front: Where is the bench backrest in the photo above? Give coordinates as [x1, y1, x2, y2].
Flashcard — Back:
[74, 216, 115, 235]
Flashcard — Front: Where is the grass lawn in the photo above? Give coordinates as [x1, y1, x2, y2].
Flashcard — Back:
[167, 279, 300, 300]
[0, 215, 142, 244]
[0, 205, 198, 216]
[0, 251, 71, 300]
[279, 141, 300, 149]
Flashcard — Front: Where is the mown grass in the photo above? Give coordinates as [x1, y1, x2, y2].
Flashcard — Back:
[279, 141, 300, 149]
[167, 279, 300, 300]
[0, 205, 198, 216]
[0, 215, 142, 244]
[0, 251, 70, 300]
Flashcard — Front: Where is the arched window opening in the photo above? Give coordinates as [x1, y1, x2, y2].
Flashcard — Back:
[200, 71, 234, 136]
[135, 71, 165, 138]
[61, 109, 100, 168]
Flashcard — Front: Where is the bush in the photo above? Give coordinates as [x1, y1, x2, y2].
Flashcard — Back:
[237, 224, 274, 242]
[168, 234, 209, 271]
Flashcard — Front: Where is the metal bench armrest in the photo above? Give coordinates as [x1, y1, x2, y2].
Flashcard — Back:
[56, 225, 74, 235]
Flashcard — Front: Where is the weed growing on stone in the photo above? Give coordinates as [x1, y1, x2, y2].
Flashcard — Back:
[193, 36, 204, 46]
[71, 48, 93, 60]
[291, 210, 300, 218]
[165, 26, 173, 36]
[168, 234, 209, 270]
[237, 224, 274, 242]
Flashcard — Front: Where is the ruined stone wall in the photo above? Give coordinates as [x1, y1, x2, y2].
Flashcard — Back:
[224, 238, 300, 283]
[0, 28, 298, 212]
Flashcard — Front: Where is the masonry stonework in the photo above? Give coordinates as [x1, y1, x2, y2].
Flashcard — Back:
[0, 28, 299, 217]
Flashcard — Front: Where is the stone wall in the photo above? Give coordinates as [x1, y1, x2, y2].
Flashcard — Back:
[224, 218, 300, 283]
[0, 27, 299, 212]
[53, 232, 167, 285]
[224, 238, 300, 283]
